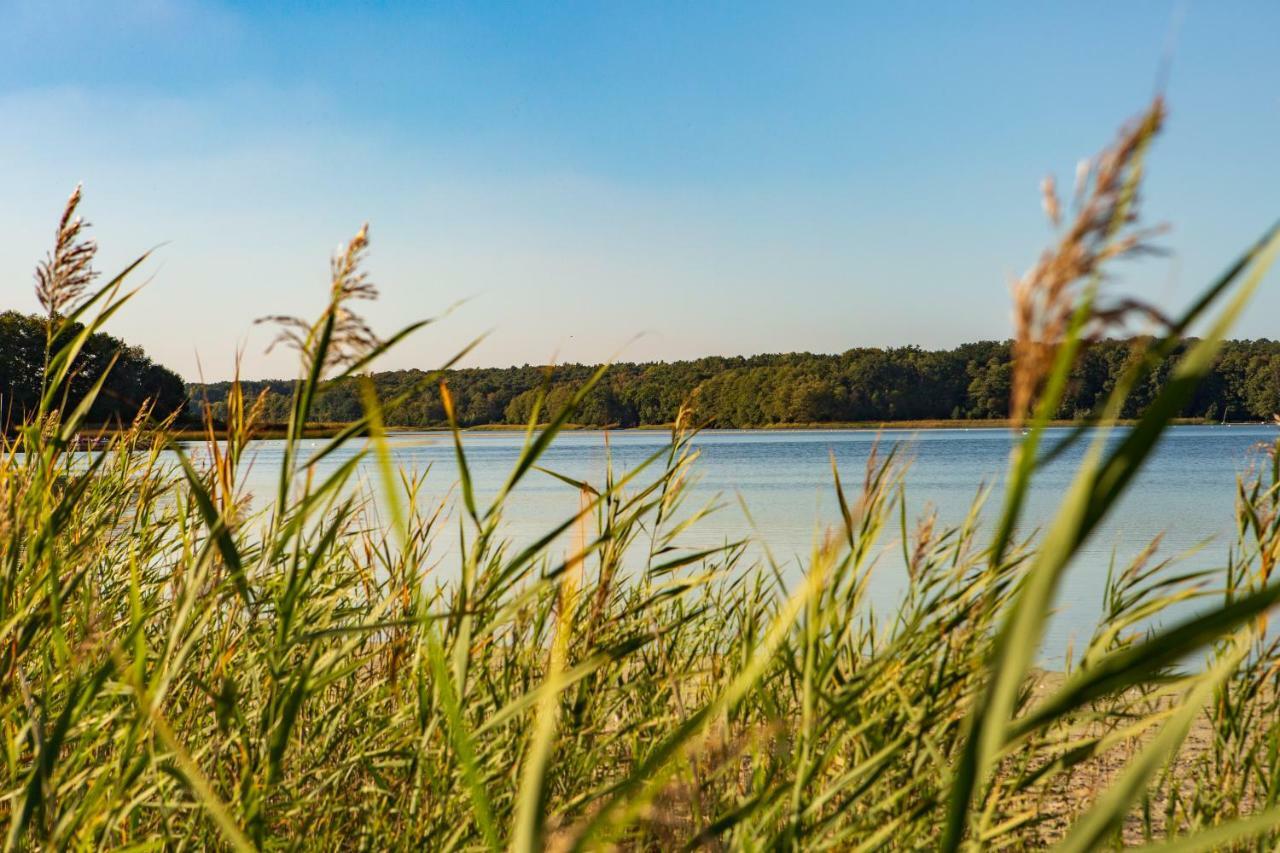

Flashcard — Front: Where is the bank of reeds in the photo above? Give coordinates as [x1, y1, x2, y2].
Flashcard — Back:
[5, 99, 1280, 850]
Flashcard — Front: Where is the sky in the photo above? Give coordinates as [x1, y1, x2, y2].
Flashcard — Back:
[2, 1, 1279, 381]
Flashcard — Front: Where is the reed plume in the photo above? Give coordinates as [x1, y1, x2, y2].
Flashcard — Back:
[1011, 97, 1170, 423]
[33, 184, 98, 318]
[258, 223, 381, 374]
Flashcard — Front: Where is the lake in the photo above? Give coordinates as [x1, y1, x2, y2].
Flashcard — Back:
[234, 424, 1279, 661]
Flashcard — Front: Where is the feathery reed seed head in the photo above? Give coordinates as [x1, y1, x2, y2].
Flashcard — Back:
[258, 223, 382, 374]
[1011, 97, 1170, 424]
[34, 184, 98, 317]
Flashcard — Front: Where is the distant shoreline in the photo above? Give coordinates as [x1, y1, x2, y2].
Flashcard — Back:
[78, 416, 1275, 441]
[464, 416, 1256, 432]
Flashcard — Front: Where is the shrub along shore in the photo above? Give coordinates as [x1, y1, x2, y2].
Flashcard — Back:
[79, 415, 1247, 443]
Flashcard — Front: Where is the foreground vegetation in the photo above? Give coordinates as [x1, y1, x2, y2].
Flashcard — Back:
[9, 100, 1280, 851]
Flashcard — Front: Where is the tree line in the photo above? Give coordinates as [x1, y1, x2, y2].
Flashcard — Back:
[0, 311, 187, 427]
[189, 338, 1280, 428]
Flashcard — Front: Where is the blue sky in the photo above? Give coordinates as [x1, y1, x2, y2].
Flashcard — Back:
[3, 1, 1278, 380]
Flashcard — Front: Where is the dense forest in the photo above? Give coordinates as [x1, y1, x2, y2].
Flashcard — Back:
[0, 311, 187, 426]
[190, 338, 1280, 428]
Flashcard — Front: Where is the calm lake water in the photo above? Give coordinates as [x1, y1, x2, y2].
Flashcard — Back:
[236, 424, 1279, 661]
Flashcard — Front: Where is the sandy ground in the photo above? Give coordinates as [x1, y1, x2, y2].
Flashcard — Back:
[1025, 671, 1234, 847]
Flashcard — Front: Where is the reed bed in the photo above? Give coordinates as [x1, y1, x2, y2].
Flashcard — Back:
[5, 100, 1280, 850]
